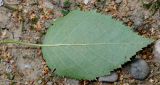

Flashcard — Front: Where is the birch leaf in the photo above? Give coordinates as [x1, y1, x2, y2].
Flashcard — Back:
[42, 10, 153, 80]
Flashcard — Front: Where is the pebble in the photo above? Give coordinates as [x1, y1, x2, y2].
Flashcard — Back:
[47, 81, 53, 85]
[6, 64, 12, 73]
[0, 0, 3, 6]
[84, 0, 92, 5]
[38, 80, 42, 84]
[129, 59, 150, 80]
[43, 0, 54, 9]
[153, 40, 160, 63]
[98, 72, 118, 82]
[24, 64, 32, 69]
[65, 79, 79, 85]
[115, 0, 122, 4]
[130, 10, 144, 27]
[133, 17, 143, 27]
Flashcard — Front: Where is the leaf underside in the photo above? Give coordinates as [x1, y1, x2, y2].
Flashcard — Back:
[42, 10, 153, 80]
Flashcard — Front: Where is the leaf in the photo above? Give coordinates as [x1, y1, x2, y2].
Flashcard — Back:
[42, 10, 153, 80]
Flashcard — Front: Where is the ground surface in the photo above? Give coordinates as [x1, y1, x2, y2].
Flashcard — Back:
[0, 0, 159, 85]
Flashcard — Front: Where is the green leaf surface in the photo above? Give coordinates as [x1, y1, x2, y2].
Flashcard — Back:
[42, 10, 153, 80]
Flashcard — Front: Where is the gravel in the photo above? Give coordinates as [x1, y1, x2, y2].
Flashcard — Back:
[129, 59, 150, 80]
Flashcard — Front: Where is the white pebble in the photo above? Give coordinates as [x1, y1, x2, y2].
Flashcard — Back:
[84, 0, 91, 5]
[24, 64, 32, 69]
[38, 80, 42, 84]
[0, 0, 3, 6]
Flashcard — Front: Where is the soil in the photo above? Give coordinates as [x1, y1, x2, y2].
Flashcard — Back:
[0, 0, 159, 85]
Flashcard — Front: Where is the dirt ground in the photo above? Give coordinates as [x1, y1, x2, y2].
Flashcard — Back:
[0, 0, 159, 85]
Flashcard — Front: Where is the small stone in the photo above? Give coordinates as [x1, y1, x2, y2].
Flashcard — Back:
[153, 40, 160, 62]
[24, 64, 32, 69]
[6, 64, 12, 73]
[133, 17, 143, 26]
[98, 72, 118, 82]
[0, 0, 3, 6]
[130, 9, 144, 28]
[115, 0, 122, 4]
[149, 79, 154, 83]
[65, 79, 79, 85]
[84, 0, 92, 5]
[38, 80, 42, 84]
[130, 59, 150, 80]
[44, 0, 54, 9]
[47, 81, 53, 85]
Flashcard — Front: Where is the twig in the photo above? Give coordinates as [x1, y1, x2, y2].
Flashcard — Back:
[0, 79, 26, 84]
[3, 4, 18, 11]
